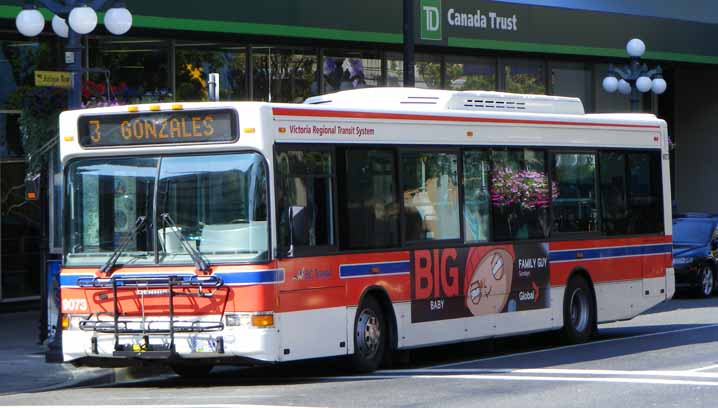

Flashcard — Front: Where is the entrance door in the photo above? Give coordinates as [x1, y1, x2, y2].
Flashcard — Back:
[1, 112, 42, 302]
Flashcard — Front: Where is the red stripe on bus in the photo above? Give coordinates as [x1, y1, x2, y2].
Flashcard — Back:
[62, 235, 670, 315]
[272, 107, 661, 129]
[549, 235, 672, 251]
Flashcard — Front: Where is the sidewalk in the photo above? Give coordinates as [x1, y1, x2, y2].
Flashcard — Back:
[0, 311, 113, 395]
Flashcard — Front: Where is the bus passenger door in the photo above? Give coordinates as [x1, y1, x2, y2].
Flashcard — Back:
[274, 146, 346, 360]
[276, 257, 347, 361]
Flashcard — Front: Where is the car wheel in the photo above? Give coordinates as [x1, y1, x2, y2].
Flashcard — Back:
[562, 275, 595, 344]
[350, 297, 386, 373]
[696, 265, 715, 298]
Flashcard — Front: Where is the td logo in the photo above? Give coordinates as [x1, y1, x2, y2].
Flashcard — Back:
[420, 0, 442, 41]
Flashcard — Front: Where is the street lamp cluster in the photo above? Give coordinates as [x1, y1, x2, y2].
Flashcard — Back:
[15, 1, 133, 108]
[16, 1, 131, 37]
[602, 39, 667, 112]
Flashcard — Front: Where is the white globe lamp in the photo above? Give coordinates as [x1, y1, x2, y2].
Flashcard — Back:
[652, 78, 667, 95]
[626, 38, 646, 58]
[104, 7, 132, 35]
[51, 15, 69, 38]
[16, 8, 45, 37]
[636, 76, 653, 93]
[618, 79, 631, 95]
[68, 6, 98, 35]
[602, 76, 618, 93]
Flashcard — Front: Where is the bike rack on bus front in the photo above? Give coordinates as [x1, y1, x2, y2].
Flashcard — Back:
[76, 275, 225, 358]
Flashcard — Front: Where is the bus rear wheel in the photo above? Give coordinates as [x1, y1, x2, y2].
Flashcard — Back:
[562, 275, 595, 344]
[171, 363, 214, 378]
[351, 297, 386, 373]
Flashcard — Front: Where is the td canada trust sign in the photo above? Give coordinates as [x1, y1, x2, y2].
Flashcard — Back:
[420, 0, 519, 41]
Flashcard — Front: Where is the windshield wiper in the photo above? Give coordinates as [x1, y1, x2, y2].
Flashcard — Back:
[99, 216, 148, 273]
[160, 213, 210, 272]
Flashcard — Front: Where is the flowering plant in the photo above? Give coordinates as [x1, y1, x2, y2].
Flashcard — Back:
[490, 167, 558, 210]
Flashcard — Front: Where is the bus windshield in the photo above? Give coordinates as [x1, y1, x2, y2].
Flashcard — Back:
[64, 152, 269, 267]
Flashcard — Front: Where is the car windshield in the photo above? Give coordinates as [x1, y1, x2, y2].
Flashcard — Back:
[64, 153, 268, 267]
[672, 218, 714, 245]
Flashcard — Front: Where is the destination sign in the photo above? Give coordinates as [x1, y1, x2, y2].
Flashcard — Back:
[78, 109, 238, 147]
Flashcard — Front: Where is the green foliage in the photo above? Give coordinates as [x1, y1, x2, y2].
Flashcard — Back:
[506, 72, 545, 94]
[14, 86, 68, 172]
[416, 62, 441, 88]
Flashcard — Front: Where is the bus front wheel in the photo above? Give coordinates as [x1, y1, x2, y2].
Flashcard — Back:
[561, 275, 595, 344]
[351, 296, 386, 373]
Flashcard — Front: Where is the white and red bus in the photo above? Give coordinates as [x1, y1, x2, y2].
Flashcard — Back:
[58, 88, 674, 375]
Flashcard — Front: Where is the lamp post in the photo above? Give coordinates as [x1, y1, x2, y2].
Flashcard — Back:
[602, 38, 667, 112]
[15, 0, 133, 109]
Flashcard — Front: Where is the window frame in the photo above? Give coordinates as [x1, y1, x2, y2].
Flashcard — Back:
[461, 148, 493, 244]
[62, 150, 272, 268]
[625, 150, 665, 235]
[273, 143, 339, 258]
[336, 145, 402, 251]
[398, 146, 464, 247]
[548, 149, 603, 240]
[488, 147, 552, 242]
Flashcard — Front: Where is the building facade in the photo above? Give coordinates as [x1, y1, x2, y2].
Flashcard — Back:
[0, 0, 717, 304]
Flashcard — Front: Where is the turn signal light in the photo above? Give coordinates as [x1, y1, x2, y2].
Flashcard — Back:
[61, 314, 70, 330]
[251, 314, 274, 327]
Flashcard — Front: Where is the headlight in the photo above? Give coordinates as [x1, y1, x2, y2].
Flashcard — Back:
[225, 312, 274, 328]
[673, 257, 694, 266]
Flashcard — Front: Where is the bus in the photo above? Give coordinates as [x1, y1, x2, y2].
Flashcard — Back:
[58, 87, 674, 375]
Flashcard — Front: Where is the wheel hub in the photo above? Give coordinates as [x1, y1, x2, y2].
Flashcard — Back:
[701, 268, 714, 296]
[569, 288, 589, 333]
[356, 308, 381, 359]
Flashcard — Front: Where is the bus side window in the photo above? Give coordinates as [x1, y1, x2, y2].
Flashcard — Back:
[626, 152, 663, 234]
[599, 151, 663, 235]
[338, 148, 400, 249]
[551, 152, 598, 234]
[599, 151, 629, 235]
[276, 149, 335, 254]
[463, 150, 491, 242]
[400, 151, 460, 242]
[490, 148, 550, 241]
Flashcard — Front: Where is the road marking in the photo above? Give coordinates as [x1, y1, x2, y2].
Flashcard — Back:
[0, 405, 322, 408]
[427, 323, 718, 369]
[688, 364, 718, 372]
[323, 372, 718, 387]
[378, 368, 718, 379]
[413, 374, 718, 387]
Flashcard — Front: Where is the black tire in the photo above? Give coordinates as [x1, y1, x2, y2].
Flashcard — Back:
[695, 265, 715, 298]
[171, 363, 214, 378]
[562, 275, 596, 344]
[350, 297, 386, 373]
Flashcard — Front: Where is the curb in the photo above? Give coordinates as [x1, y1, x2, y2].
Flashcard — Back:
[26, 365, 172, 394]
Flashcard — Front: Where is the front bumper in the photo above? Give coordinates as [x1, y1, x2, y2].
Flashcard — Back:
[62, 315, 280, 365]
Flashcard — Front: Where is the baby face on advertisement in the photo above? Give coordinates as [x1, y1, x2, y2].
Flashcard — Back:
[465, 248, 514, 316]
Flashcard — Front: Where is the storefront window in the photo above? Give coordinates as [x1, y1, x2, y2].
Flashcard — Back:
[87, 39, 171, 105]
[446, 56, 496, 91]
[551, 62, 593, 112]
[254, 47, 317, 102]
[386, 53, 442, 89]
[1, 160, 42, 300]
[322, 52, 381, 93]
[175, 45, 248, 101]
[503, 59, 546, 95]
